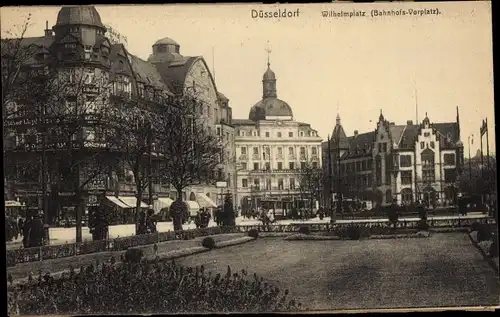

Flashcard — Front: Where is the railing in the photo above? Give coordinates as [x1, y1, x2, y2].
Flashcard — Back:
[238, 155, 248, 161]
[6, 227, 222, 267]
[231, 216, 494, 233]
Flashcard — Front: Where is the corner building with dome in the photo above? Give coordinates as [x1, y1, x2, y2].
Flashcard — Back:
[3, 6, 234, 224]
[233, 61, 323, 216]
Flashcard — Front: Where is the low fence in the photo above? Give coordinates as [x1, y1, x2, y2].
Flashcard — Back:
[7, 216, 494, 266]
[6, 227, 222, 267]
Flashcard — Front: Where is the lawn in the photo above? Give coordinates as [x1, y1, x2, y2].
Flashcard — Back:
[176, 233, 500, 311]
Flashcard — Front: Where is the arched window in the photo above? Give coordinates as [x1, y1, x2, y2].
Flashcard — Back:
[189, 192, 196, 201]
[385, 189, 392, 204]
[401, 188, 413, 205]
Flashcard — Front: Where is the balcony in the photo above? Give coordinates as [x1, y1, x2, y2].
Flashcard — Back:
[249, 168, 305, 174]
[83, 84, 100, 95]
[251, 154, 260, 160]
[299, 154, 307, 161]
[238, 154, 248, 161]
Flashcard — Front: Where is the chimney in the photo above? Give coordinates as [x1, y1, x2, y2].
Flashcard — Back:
[407, 120, 413, 125]
[354, 130, 358, 137]
[44, 20, 53, 38]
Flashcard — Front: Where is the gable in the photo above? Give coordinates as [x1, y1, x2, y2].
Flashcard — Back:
[58, 33, 80, 44]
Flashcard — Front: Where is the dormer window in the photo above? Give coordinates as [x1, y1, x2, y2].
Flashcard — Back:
[64, 43, 77, 49]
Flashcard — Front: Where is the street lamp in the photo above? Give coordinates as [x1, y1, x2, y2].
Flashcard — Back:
[468, 134, 474, 183]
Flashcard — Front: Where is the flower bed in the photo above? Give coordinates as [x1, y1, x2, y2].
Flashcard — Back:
[7, 261, 303, 314]
[284, 234, 340, 241]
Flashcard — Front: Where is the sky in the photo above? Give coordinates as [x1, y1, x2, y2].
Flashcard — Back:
[1, 2, 495, 156]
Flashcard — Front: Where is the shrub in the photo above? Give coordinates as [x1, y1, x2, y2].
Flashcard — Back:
[124, 248, 144, 263]
[202, 236, 216, 249]
[8, 262, 303, 314]
[417, 219, 430, 231]
[470, 222, 483, 232]
[248, 229, 259, 238]
[298, 226, 310, 235]
[346, 225, 370, 240]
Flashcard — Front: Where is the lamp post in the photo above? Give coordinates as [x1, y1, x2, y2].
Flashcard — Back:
[468, 134, 474, 183]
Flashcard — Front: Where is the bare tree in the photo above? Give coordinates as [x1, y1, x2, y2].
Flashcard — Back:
[1, 14, 34, 124]
[107, 104, 159, 234]
[154, 93, 227, 208]
[298, 161, 323, 212]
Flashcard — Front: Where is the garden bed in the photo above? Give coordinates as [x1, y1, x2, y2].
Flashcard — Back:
[468, 224, 498, 274]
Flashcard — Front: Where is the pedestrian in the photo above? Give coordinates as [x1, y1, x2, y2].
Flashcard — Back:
[201, 209, 211, 228]
[18, 217, 24, 238]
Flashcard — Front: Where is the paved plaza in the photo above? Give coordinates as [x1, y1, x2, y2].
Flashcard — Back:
[176, 232, 499, 311]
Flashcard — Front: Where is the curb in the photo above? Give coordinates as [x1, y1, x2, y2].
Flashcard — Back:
[468, 232, 499, 275]
[8, 236, 256, 289]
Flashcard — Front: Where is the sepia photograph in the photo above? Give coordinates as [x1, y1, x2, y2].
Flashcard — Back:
[1, 1, 497, 314]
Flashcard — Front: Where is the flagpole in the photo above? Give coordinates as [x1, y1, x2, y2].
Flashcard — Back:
[327, 134, 333, 222]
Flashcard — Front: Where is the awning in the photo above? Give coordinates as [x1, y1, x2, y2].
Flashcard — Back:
[185, 200, 200, 216]
[5, 201, 23, 207]
[153, 197, 174, 213]
[197, 193, 217, 208]
[119, 196, 149, 208]
[106, 196, 130, 209]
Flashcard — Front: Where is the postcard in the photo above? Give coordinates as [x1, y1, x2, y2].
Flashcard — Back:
[2, 1, 497, 315]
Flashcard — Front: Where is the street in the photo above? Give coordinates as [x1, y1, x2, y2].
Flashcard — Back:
[7, 212, 489, 250]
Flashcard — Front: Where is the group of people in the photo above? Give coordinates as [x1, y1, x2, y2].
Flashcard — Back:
[5, 213, 45, 248]
[194, 208, 211, 229]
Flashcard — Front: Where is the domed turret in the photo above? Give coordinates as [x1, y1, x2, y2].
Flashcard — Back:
[263, 66, 275, 81]
[54, 6, 105, 29]
[148, 37, 181, 63]
[249, 98, 293, 121]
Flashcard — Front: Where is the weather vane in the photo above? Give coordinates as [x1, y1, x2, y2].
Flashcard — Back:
[265, 40, 272, 67]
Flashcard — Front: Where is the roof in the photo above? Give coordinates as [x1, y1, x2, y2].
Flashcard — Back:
[55, 6, 105, 29]
[249, 97, 293, 121]
[330, 124, 350, 149]
[263, 65, 276, 80]
[233, 119, 257, 126]
[336, 120, 460, 159]
[128, 54, 171, 93]
[153, 57, 198, 93]
[217, 92, 229, 102]
[154, 37, 179, 46]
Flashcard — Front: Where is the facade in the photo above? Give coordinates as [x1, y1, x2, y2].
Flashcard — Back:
[323, 109, 464, 208]
[3, 5, 233, 224]
[233, 61, 323, 215]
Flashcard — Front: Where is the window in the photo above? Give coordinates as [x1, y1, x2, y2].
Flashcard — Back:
[443, 153, 455, 166]
[300, 162, 306, 170]
[378, 143, 382, 152]
[289, 178, 295, 190]
[64, 43, 76, 49]
[207, 106, 211, 117]
[278, 179, 284, 190]
[265, 132, 270, 137]
[263, 147, 270, 160]
[266, 178, 271, 190]
[277, 147, 283, 155]
[265, 162, 270, 170]
[401, 171, 412, 185]
[312, 147, 317, 155]
[289, 132, 293, 137]
[300, 147, 306, 156]
[240, 131, 245, 136]
[421, 149, 435, 183]
[241, 147, 247, 155]
[288, 147, 294, 156]
[430, 141, 435, 149]
[289, 162, 295, 170]
[382, 143, 387, 152]
[241, 162, 247, 170]
[216, 127, 221, 136]
[312, 161, 318, 169]
[277, 162, 283, 170]
[253, 163, 259, 170]
[400, 155, 412, 167]
[253, 147, 259, 155]
[277, 132, 282, 138]
[420, 142, 425, 149]
[253, 179, 260, 190]
[424, 132, 430, 137]
[300, 131, 304, 137]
